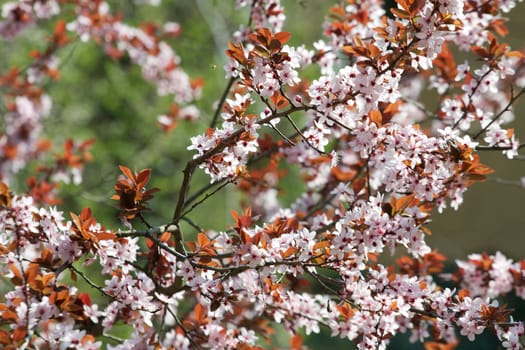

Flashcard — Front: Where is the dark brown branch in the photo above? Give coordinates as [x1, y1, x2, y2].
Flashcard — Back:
[171, 104, 310, 229]
[182, 127, 304, 211]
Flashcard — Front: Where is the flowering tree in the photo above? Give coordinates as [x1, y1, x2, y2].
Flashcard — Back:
[1, 0, 525, 349]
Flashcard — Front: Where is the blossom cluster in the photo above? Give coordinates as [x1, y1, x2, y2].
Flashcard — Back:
[1, 0, 525, 349]
[0, 0, 199, 187]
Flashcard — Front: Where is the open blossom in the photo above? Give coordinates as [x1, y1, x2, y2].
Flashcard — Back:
[65, 0, 200, 127]
[497, 323, 525, 350]
[188, 118, 260, 182]
[0, 94, 52, 183]
[0, 2, 42, 39]
[1, 0, 525, 349]
[237, 0, 285, 32]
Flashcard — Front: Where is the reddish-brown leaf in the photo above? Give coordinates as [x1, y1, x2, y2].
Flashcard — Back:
[0, 308, 18, 322]
[136, 168, 152, 188]
[268, 39, 282, 52]
[78, 292, 91, 306]
[397, 0, 410, 12]
[226, 42, 246, 64]
[505, 50, 525, 58]
[391, 194, 418, 215]
[368, 109, 382, 126]
[271, 92, 289, 110]
[390, 7, 410, 19]
[194, 303, 208, 325]
[424, 341, 458, 350]
[313, 240, 330, 251]
[195, 232, 218, 256]
[160, 231, 171, 242]
[290, 334, 303, 350]
[12, 327, 27, 342]
[119, 165, 136, 184]
[409, 0, 426, 15]
[336, 302, 355, 319]
[274, 31, 291, 45]
[0, 181, 12, 207]
[70, 269, 77, 282]
[280, 246, 297, 259]
[0, 329, 10, 345]
[9, 264, 22, 285]
[54, 20, 66, 36]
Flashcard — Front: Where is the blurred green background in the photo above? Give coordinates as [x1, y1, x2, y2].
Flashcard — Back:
[2, 0, 525, 348]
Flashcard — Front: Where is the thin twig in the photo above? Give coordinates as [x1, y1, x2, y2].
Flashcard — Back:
[171, 105, 310, 226]
[285, 115, 329, 155]
[180, 178, 235, 218]
[266, 122, 296, 146]
[452, 65, 494, 130]
[181, 216, 205, 233]
[69, 264, 113, 298]
[210, 77, 236, 128]
[477, 143, 525, 151]
[473, 87, 525, 140]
